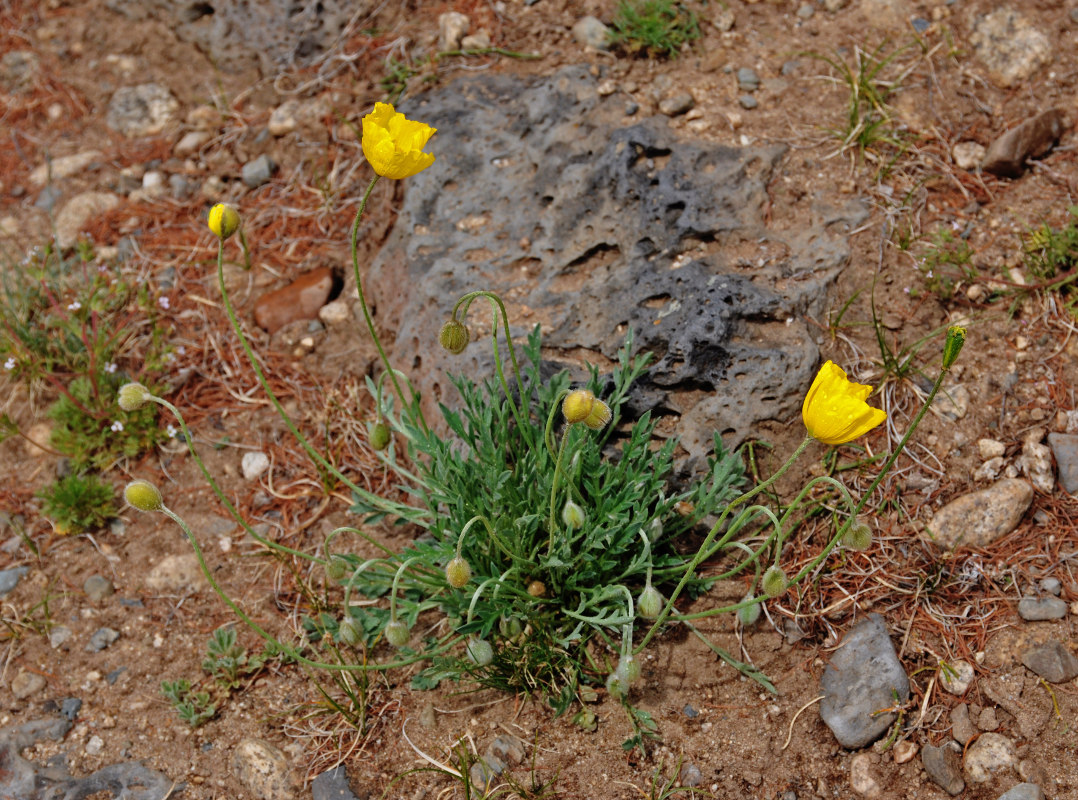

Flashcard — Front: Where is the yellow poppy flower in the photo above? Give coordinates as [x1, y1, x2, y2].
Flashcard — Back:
[802, 361, 887, 445]
[361, 102, 436, 180]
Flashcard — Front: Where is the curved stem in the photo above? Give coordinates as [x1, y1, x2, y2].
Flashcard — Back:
[635, 435, 813, 653]
[547, 425, 573, 555]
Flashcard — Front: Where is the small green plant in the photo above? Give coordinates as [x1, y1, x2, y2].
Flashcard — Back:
[807, 41, 915, 163]
[0, 240, 170, 469]
[36, 472, 116, 535]
[914, 228, 976, 300]
[1024, 207, 1078, 280]
[608, 0, 701, 59]
[161, 679, 217, 727]
[202, 626, 269, 689]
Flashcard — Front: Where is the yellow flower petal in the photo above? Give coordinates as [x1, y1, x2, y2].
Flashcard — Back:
[361, 102, 436, 180]
[802, 361, 887, 445]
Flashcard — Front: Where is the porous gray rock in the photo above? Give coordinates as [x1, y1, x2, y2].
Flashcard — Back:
[1021, 641, 1078, 683]
[819, 614, 909, 749]
[104, 0, 360, 75]
[367, 67, 860, 463]
[926, 478, 1032, 549]
[969, 9, 1052, 88]
[311, 766, 360, 800]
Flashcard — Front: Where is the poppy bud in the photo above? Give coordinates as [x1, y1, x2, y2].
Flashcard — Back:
[561, 500, 585, 530]
[446, 556, 472, 588]
[737, 593, 761, 626]
[636, 585, 664, 619]
[207, 203, 241, 240]
[118, 382, 152, 411]
[761, 565, 788, 599]
[438, 318, 469, 354]
[385, 619, 410, 648]
[124, 480, 163, 512]
[368, 421, 391, 451]
[339, 616, 362, 647]
[466, 637, 493, 666]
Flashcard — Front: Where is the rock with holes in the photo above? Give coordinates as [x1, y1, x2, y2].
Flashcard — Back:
[365, 66, 862, 466]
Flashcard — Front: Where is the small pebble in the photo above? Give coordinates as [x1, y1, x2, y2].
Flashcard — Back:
[86, 627, 120, 652]
[739, 95, 758, 109]
[1018, 596, 1067, 621]
[83, 575, 114, 604]
[1040, 577, 1062, 596]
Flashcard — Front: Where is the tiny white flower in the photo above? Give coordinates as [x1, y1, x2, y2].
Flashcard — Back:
[110, 421, 124, 432]
[903, 287, 911, 294]
[158, 296, 170, 310]
[3, 357, 15, 370]
[926, 270, 934, 279]
[166, 424, 178, 438]
[68, 300, 82, 311]
[104, 362, 117, 374]
[176, 345, 186, 355]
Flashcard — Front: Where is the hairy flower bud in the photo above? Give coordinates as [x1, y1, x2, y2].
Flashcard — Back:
[499, 615, 523, 638]
[466, 637, 493, 666]
[325, 555, 349, 582]
[737, 593, 761, 627]
[339, 616, 362, 647]
[942, 324, 966, 369]
[842, 521, 873, 551]
[118, 382, 152, 412]
[446, 556, 472, 588]
[562, 389, 596, 424]
[582, 398, 612, 431]
[761, 565, 788, 599]
[208, 203, 241, 240]
[385, 619, 410, 648]
[636, 584, 664, 620]
[124, 480, 163, 512]
[561, 499, 585, 530]
[605, 670, 627, 699]
[526, 580, 546, 598]
[368, 421, 391, 451]
[616, 654, 641, 686]
[438, 318, 470, 355]
[645, 518, 663, 543]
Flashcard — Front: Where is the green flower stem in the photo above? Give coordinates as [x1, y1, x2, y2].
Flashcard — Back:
[543, 390, 568, 459]
[214, 242, 416, 525]
[149, 395, 314, 563]
[237, 225, 251, 270]
[547, 425, 574, 555]
[162, 504, 457, 672]
[635, 435, 813, 654]
[451, 291, 532, 445]
[460, 514, 520, 563]
[389, 556, 422, 622]
[349, 176, 413, 417]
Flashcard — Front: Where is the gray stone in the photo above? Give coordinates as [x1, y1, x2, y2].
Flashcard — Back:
[242, 451, 271, 481]
[83, 575, 114, 604]
[30, 150, 104, 186]
[922, 744, 965, 795]
[797, 4, 815, 19]
[368, 67, 858, 461]
[658, 92, 694, 116]
[232, 738, 294, 800]
[997, 784, 1045, 800]
[86, 627, 120, 652]
[739, 95, 759, 109]
[1017, 596, 1067, 621]
[106, 83, 178, 137]
[438, 11, 470, 51]
[680, 763, 703, 787]
[940, 659, 974, 695]
[487, 734, 525, 766]
[978, 706, 1000, 732]
[0, 566, 28, 597]
[469, 753, 507, 793]
[736, 67, 760, 91]
[54, 192, 122, 249]
[572, 16, 610, 50]
[145, 553, 202, 591]
[1040, 577, 1062, 596]
[174, 130, 211, 156]
[49, 625, 73, 649]
[950, 704, 976, 745]
[819, 614, 909, 749]
[953, 142, 986, 170]
[169, 174, 194, 199]
[1021, 641, 1078, 683]
[269, 100, 300, 136]
[311, 766, 359, 800]
[1048, 432, 1078, 493]
[927, 478, 1033, 549]
[242, 155, 278, 188]
[965, 732, 1017, 784]
[849, 752, 881, 798]
[104, 0, 358, 75]
[983, 109, 1067, 178]
[969, 9, 1052, 88]
[11, 670, 46, 700]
